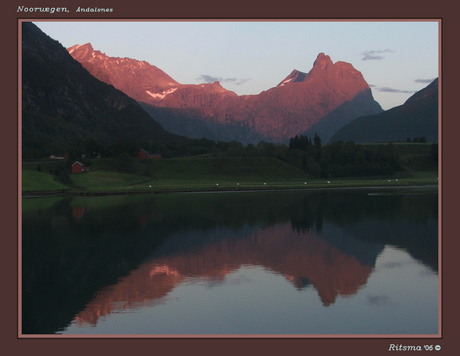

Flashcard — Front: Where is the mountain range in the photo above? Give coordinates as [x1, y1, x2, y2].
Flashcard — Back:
[68, 44, 384, 144]
[22, 21, 438, 157]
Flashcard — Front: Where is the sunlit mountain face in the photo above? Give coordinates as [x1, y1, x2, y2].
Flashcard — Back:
[69, 45, 383, 144]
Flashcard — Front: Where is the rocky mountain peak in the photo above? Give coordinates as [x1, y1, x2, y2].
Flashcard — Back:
[205, 81, 233, 93]
[68, 43, 96, 60]
[68, 45, 382, 144]
[313, 52, 333, 68]
[68, 43, 180, 102]
[277, 69, 307, 87]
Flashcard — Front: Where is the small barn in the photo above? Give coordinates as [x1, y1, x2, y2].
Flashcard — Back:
[71, 161, 90, 174]
[137, 149, 162, 159]
[137, 149, 149, 159]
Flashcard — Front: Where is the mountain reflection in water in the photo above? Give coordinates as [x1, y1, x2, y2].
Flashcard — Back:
[75, 222, 381, 325]
[21, 189, 438, 334]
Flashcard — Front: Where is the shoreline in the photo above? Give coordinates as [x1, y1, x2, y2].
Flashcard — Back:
[21, 183, 439, 198]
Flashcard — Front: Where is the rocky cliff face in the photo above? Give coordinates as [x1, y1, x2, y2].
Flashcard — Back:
[68, 43, 181, 104]
[69, 46, 383, 144]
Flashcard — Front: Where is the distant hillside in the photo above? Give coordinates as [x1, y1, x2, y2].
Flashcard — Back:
[21, 22, 179, 158]
[138, 104, 267, 144]
[329, 78, 438, 143]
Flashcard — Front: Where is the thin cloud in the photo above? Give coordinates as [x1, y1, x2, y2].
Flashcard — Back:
[376, 87, 417, 94]
[198, 74, 220, 83]
[234, 78, 251, 85]
[361, 49, 394, 61]
[415, 78, 436, 84]
[197, 74, 251, 86]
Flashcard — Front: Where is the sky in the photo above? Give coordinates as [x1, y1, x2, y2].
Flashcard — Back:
[34, 21, 439, 111]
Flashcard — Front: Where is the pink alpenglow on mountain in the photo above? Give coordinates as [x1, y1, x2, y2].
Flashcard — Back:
[69, 46, 382, 144]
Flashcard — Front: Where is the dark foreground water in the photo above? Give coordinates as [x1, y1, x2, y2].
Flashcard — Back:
[21, 188, 439, 335]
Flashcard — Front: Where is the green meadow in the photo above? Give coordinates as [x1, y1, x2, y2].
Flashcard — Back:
[22, 170, 70, 192]
[69, 170, 148, 191]
[22, 153, 438, 195]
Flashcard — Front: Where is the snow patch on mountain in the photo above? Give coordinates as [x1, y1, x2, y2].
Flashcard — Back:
[278, 78, 293, 86]
[146, 88, 178, 100]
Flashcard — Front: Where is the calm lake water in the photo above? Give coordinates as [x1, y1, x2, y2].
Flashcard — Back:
[21, 188, 439, 335]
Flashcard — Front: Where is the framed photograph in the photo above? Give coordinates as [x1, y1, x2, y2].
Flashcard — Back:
[7, 1, 457, 355]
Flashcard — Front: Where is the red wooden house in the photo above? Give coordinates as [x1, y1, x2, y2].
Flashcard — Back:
[71, 161, 90, 174]
[137, 149, 162, 159]
[137, 148, 149, 159]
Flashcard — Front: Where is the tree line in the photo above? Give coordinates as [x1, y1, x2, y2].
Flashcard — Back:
[31, 133, 438, 182]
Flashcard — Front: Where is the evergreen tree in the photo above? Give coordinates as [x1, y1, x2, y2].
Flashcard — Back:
[313, 133, 322, 149]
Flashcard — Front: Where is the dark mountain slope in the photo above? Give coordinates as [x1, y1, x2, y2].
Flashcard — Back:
[22, 22, 178, 158]
[138, 103, 267, 143]
[329, 78, 438, 143]
[302, 89, 383, 143]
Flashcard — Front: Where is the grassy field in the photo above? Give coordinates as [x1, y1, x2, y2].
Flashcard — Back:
[22, 170, 70, 192]
[130, 170, 438, 192]
[70, 156, 314, 192]
[22, 148, 439, 195]
[149, 156, 310, 181]
[70, 170, 149, 191]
